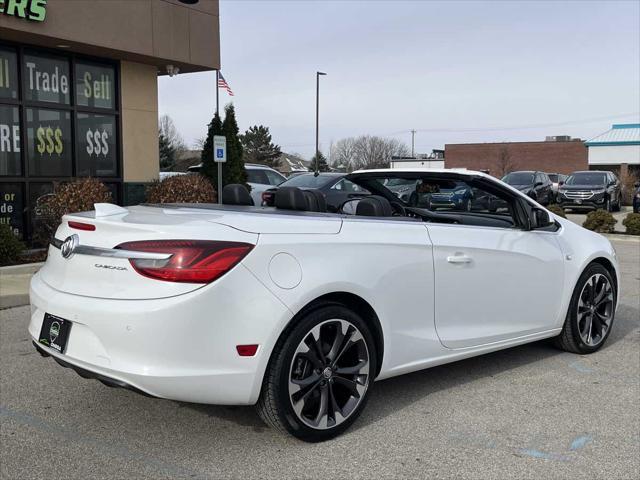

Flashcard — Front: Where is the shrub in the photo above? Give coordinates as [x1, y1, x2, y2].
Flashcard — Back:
[582, 209, 617, 233]
[146, 174, 216, 204]
[0, 223, 25, 266]
[37, 178, 112, 245]
[547, 204, 566, 219]
[622, 212, 640, 236]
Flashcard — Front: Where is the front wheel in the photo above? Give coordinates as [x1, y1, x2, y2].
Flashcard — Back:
[554, 263, 616, 354]
[257, 305, 376, 442]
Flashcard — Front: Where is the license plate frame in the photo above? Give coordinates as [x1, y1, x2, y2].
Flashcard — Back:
[38, 313, 72, 354]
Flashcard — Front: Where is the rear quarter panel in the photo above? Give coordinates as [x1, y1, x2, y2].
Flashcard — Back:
[241, 219, 437, 375]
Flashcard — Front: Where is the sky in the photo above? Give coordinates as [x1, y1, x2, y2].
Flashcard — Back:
[158, 0, 640, 159]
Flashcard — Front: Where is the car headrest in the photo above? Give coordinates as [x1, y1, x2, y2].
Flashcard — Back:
[303, 189, 327, 212]
[356, 195, 394, 217]
[222, 184, 254, 206]
[275, 187, 308, 211]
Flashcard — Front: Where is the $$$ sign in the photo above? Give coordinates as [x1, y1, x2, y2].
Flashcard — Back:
[86, 128, 109, 157]
[36, 126, 63, 156]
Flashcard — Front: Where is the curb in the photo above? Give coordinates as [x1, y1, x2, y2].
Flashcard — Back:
[0, 262, 44, 275]
[603, 233, 640, 243]
[0, 295, 30, 310]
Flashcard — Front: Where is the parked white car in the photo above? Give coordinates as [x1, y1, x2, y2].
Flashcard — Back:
[30, 168, 619, 441]
[244, 163, 287, 205]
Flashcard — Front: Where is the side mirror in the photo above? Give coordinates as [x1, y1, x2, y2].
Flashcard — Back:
[341, 198, 361, 215]
[559, 180, 564, 186]
[532, 207, 554, 229]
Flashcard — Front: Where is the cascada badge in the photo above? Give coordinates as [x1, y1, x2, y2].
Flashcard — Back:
[49, 321, 60, 343]
[61, 234, 79, 259]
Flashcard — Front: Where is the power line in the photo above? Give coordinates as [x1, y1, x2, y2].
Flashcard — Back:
[279, 112, 640, 149]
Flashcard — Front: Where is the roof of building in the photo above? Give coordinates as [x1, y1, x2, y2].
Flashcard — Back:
[586, 124, 640, 146]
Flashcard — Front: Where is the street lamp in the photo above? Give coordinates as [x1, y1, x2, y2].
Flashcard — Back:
[315, 71, 327, 175]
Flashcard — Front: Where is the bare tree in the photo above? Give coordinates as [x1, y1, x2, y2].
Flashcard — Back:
[159, 115, 186, 154]
[330, 135, 410, 172]
[496, 147, 517, 177]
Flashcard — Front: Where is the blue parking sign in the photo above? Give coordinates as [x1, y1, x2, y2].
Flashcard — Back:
[216, 149, 224, 158]
[213, 135, 227, 163]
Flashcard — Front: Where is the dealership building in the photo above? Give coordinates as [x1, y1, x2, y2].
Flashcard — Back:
[586, 123, 640, 185]
[1, 0, 220, 242]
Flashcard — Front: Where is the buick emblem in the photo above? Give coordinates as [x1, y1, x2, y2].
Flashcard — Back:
[49, 321, 60, 343]
[61, 234, 79, 259]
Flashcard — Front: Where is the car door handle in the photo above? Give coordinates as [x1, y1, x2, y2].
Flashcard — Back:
[447, 255, 472, 264]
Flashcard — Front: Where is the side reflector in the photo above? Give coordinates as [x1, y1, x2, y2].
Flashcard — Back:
[68, 221, 96, 231]
[236, 344, 259, 357]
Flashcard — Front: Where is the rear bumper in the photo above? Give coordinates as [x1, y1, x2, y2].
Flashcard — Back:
[28, 265, 293, 405]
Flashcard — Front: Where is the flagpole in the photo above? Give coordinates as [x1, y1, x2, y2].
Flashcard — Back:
[215, 70, 220, 116]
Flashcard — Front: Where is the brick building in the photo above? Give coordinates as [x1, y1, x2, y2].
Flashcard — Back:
[444, 137, 588, 178]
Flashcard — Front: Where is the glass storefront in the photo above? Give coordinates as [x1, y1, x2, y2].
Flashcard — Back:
[0, 42, 120, 243]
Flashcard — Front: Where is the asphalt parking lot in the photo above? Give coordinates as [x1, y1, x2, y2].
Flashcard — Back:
[1, 238, 638, 480]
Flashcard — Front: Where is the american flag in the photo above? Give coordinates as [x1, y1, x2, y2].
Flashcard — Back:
[217, 72, 234, 96]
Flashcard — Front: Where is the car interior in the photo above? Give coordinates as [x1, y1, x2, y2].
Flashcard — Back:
[174, 172, 558, 232]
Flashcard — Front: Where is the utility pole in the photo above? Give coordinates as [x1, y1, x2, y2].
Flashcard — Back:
[411, 130, 416, 157]
[315, 71, 327, 175]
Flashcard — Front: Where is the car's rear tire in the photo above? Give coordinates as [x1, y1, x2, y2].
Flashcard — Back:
[554, 263, 616, 354]
[257, 304, 377, 442]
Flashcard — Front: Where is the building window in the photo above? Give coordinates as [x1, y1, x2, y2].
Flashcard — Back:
[0, 47, 19, 100]
[75, 62, 115, 110]
[23, 52, 71, 105]
[26, 108, 72, 177]
[0, 41, 120, 243]
[0, 105, 21, 175]
[76, 113, 117, 176]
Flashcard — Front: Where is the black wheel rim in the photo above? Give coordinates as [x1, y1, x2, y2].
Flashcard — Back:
[577, 273, 614, 347]
[288, 319, 370, 430]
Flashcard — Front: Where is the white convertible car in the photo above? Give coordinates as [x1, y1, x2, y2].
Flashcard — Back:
[30, 168, 619, 441]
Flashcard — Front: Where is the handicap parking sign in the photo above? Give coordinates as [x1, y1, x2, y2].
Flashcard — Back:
[213, 135, 226, 163]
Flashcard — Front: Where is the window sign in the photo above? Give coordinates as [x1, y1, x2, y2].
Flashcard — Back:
[0, 183, 24, 239]
[26, 108, 72, 177]
[0, 47, 18, 99]
[0, 105, 21, 175]
[76, 113, 117, 176]
[23, 53, 70, 104]
[75, 62, 115, 110]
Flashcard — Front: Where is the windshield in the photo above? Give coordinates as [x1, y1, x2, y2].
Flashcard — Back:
[280, 174, 338, 189]
[502, 172, 534, 185]
[565, 172, 606, 186]
[547, 174, 558, 182]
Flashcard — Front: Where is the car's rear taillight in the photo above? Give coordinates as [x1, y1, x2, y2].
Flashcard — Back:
[116, 240, 253, 284]
[68, 221, 96, 231]
[261, 191, 274, 204]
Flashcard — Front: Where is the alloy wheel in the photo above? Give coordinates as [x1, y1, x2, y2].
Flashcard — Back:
[577, 273, 614, 347]
[288, 319, 370, 430]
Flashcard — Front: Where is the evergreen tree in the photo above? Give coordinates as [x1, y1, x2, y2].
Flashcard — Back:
[159, 132, 176, 171]
[221, 104, 248, 187]
[310, 152, 330, 172]
[200, 113, 223, 188]
[240, 125, 282, 169]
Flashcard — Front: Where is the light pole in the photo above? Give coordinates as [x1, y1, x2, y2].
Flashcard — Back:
[315, 71, 326, 175]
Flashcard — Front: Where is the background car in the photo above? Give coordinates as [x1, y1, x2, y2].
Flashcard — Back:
[633, 182, 640, 213]
[558, 170, 622, 212]
[262, 173, 369, 211]
[245, 164, 287, 205]
[501, 171, 553, 205]
[546, 172, 568, 203]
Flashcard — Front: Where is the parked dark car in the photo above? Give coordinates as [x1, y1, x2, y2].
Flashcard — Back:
[501, 171, 553, 205]
[557, 171, 622, 212]
[633, 182, 640, 213]
[262, 173, 369, 211]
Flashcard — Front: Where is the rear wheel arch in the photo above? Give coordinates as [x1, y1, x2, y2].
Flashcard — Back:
[273, 292, 384, 378]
